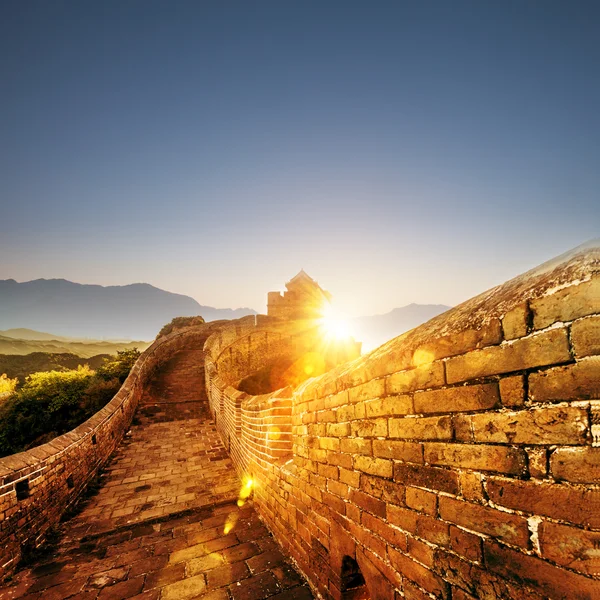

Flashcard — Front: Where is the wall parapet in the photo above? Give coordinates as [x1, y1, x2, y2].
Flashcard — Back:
[206, 243, 600, 599]
[0, 323, 217, 580]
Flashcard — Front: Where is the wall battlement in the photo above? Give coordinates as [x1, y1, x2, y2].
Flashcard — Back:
[1, 242, 598, 598]
[207, 243, 600, 599]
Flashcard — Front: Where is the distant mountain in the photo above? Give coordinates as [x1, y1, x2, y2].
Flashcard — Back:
[0, 334, 150, 358]
[0, 352, 111, 381]
[352, 303, 451, 352]
[0, 328, 75, 342]
[0, 279, 256, 341]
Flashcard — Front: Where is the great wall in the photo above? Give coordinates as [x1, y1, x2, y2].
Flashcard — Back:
[0, 243, 598, 600]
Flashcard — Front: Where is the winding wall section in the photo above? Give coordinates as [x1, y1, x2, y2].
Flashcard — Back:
[206, 244, 600, 599]
[1, 243, 598, 600]
[0, 322, 224, 578]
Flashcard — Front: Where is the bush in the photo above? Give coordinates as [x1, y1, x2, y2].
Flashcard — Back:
[0, 350, 141, 458]
[0, 373, 18, 401]
[96, 348, 141, 383]
[156, 316, 205, 340]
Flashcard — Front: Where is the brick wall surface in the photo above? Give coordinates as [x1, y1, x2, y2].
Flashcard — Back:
[0, 322, 224, 580]
[206, 244, 600, 599]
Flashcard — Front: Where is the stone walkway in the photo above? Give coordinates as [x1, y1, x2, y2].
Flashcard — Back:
[0, 402, 313, 599]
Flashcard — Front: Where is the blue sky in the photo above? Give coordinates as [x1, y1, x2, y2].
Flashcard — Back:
[2, 1, 598, 316]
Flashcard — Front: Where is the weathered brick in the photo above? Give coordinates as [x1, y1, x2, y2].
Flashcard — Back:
[405, 487, 437, 515]
[335, 404, 355, 422]
[499, 374, 525, 407]
[351, 418, 388, 438]
[438, 496, 530, 547]
[338, 468, 360, 488]
[416, 513, 451, 546]
[327, 480, 350, 498]
[502, 303, 529, 340]
[327, 450, 353, 469]
[410, 319, 503, 366]
[326, 423, 351, 437]
[484, 540, 600, 600]
[550, 447, 600, 484]
[531, 278, 600, 330]
[388, 415, 453, 441]
[538, 520, 600, 575]
[318, 437, 340, 451]
[354, 456, 393, 478]
[572, 315, 600, 358]
[394, 463, 460, 495]
[435, 548, 547, 600]
[423, 443, 527, 476]
[339, 438, 372, 456]
[486, 478, 600, 528]
[527, 447, 548, 478]
[324, 390, 349, 409]
[364, 395, 413, 417]
[372, 440, 423, 463]
[459, 471, 484, 502]
[467, 406, 589, 445]
[349, 489, 386, 518]
[452, 414, 473, 442]
[529, 357, 600, 402]
[449, 525, 482, 562]
[361, 512, 407, 549]
[388, 547, 449, 598]
[386, 362, 445, 395]
[317, 463, 339, 480]
[380, 480, 406, 506]
[413, 383, 499, 414]
[446, 328, 571, 384]
[387, 505, 418, 533]
[348, 379, 385, 403]
[160, 574, 207, 600]
[407, 535, 435, 566]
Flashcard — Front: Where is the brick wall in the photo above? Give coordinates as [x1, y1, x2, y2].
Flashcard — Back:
[0, 322, 221, 580]
[206, 244, 600, 599]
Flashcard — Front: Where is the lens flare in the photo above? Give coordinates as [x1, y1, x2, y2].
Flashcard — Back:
[319, 303, 351, 341]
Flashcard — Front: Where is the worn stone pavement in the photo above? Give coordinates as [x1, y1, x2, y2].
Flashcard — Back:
[0, 399, 313, 600]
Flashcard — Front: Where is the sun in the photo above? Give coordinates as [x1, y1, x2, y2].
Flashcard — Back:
[319, 303, 352, 341]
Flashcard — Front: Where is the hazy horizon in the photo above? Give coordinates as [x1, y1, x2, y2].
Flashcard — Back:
[3, 2, 598, 317]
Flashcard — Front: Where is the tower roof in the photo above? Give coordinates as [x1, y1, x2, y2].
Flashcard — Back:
[286, 270, 317, 289]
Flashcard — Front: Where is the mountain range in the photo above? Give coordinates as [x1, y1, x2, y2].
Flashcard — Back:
[351, 303, 451, 352]
[0, 279, 256, 341]
[0, 279, 451, 351]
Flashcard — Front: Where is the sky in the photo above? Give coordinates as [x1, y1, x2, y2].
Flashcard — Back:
[1, 1, 599, 317]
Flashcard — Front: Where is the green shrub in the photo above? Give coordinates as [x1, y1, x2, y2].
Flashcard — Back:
[0, 350, 141, 458]
[0, 373, 18, 401]
[96, 348, 141, 383]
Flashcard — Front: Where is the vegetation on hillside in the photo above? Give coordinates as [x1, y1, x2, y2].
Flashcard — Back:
[0, 352, 110, 382]
[0, 334, 150, 358]
[0, 349, 141, 458]
[0, 374, 18, 403]
[156, 315, 205, 339]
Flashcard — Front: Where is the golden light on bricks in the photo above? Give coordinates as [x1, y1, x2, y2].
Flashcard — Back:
[412, 348, 435, 367]
[268, 425, 282, 441]
[236, 476, 254, 507]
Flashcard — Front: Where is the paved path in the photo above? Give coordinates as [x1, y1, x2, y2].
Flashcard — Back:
[0, 399, 313, 599]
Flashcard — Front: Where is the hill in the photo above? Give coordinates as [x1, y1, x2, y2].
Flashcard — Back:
[0, 334, 149, 358]
[0, 352, 110, 382]
[351, 303, 452, 352]
[0, 328, 76, 341]
[0, 279, 256, 340]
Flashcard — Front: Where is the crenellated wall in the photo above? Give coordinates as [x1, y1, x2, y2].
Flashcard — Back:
[206, 244, 600, 600]
[0, 322, 224, 579]
[1, 243, 598, 598]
